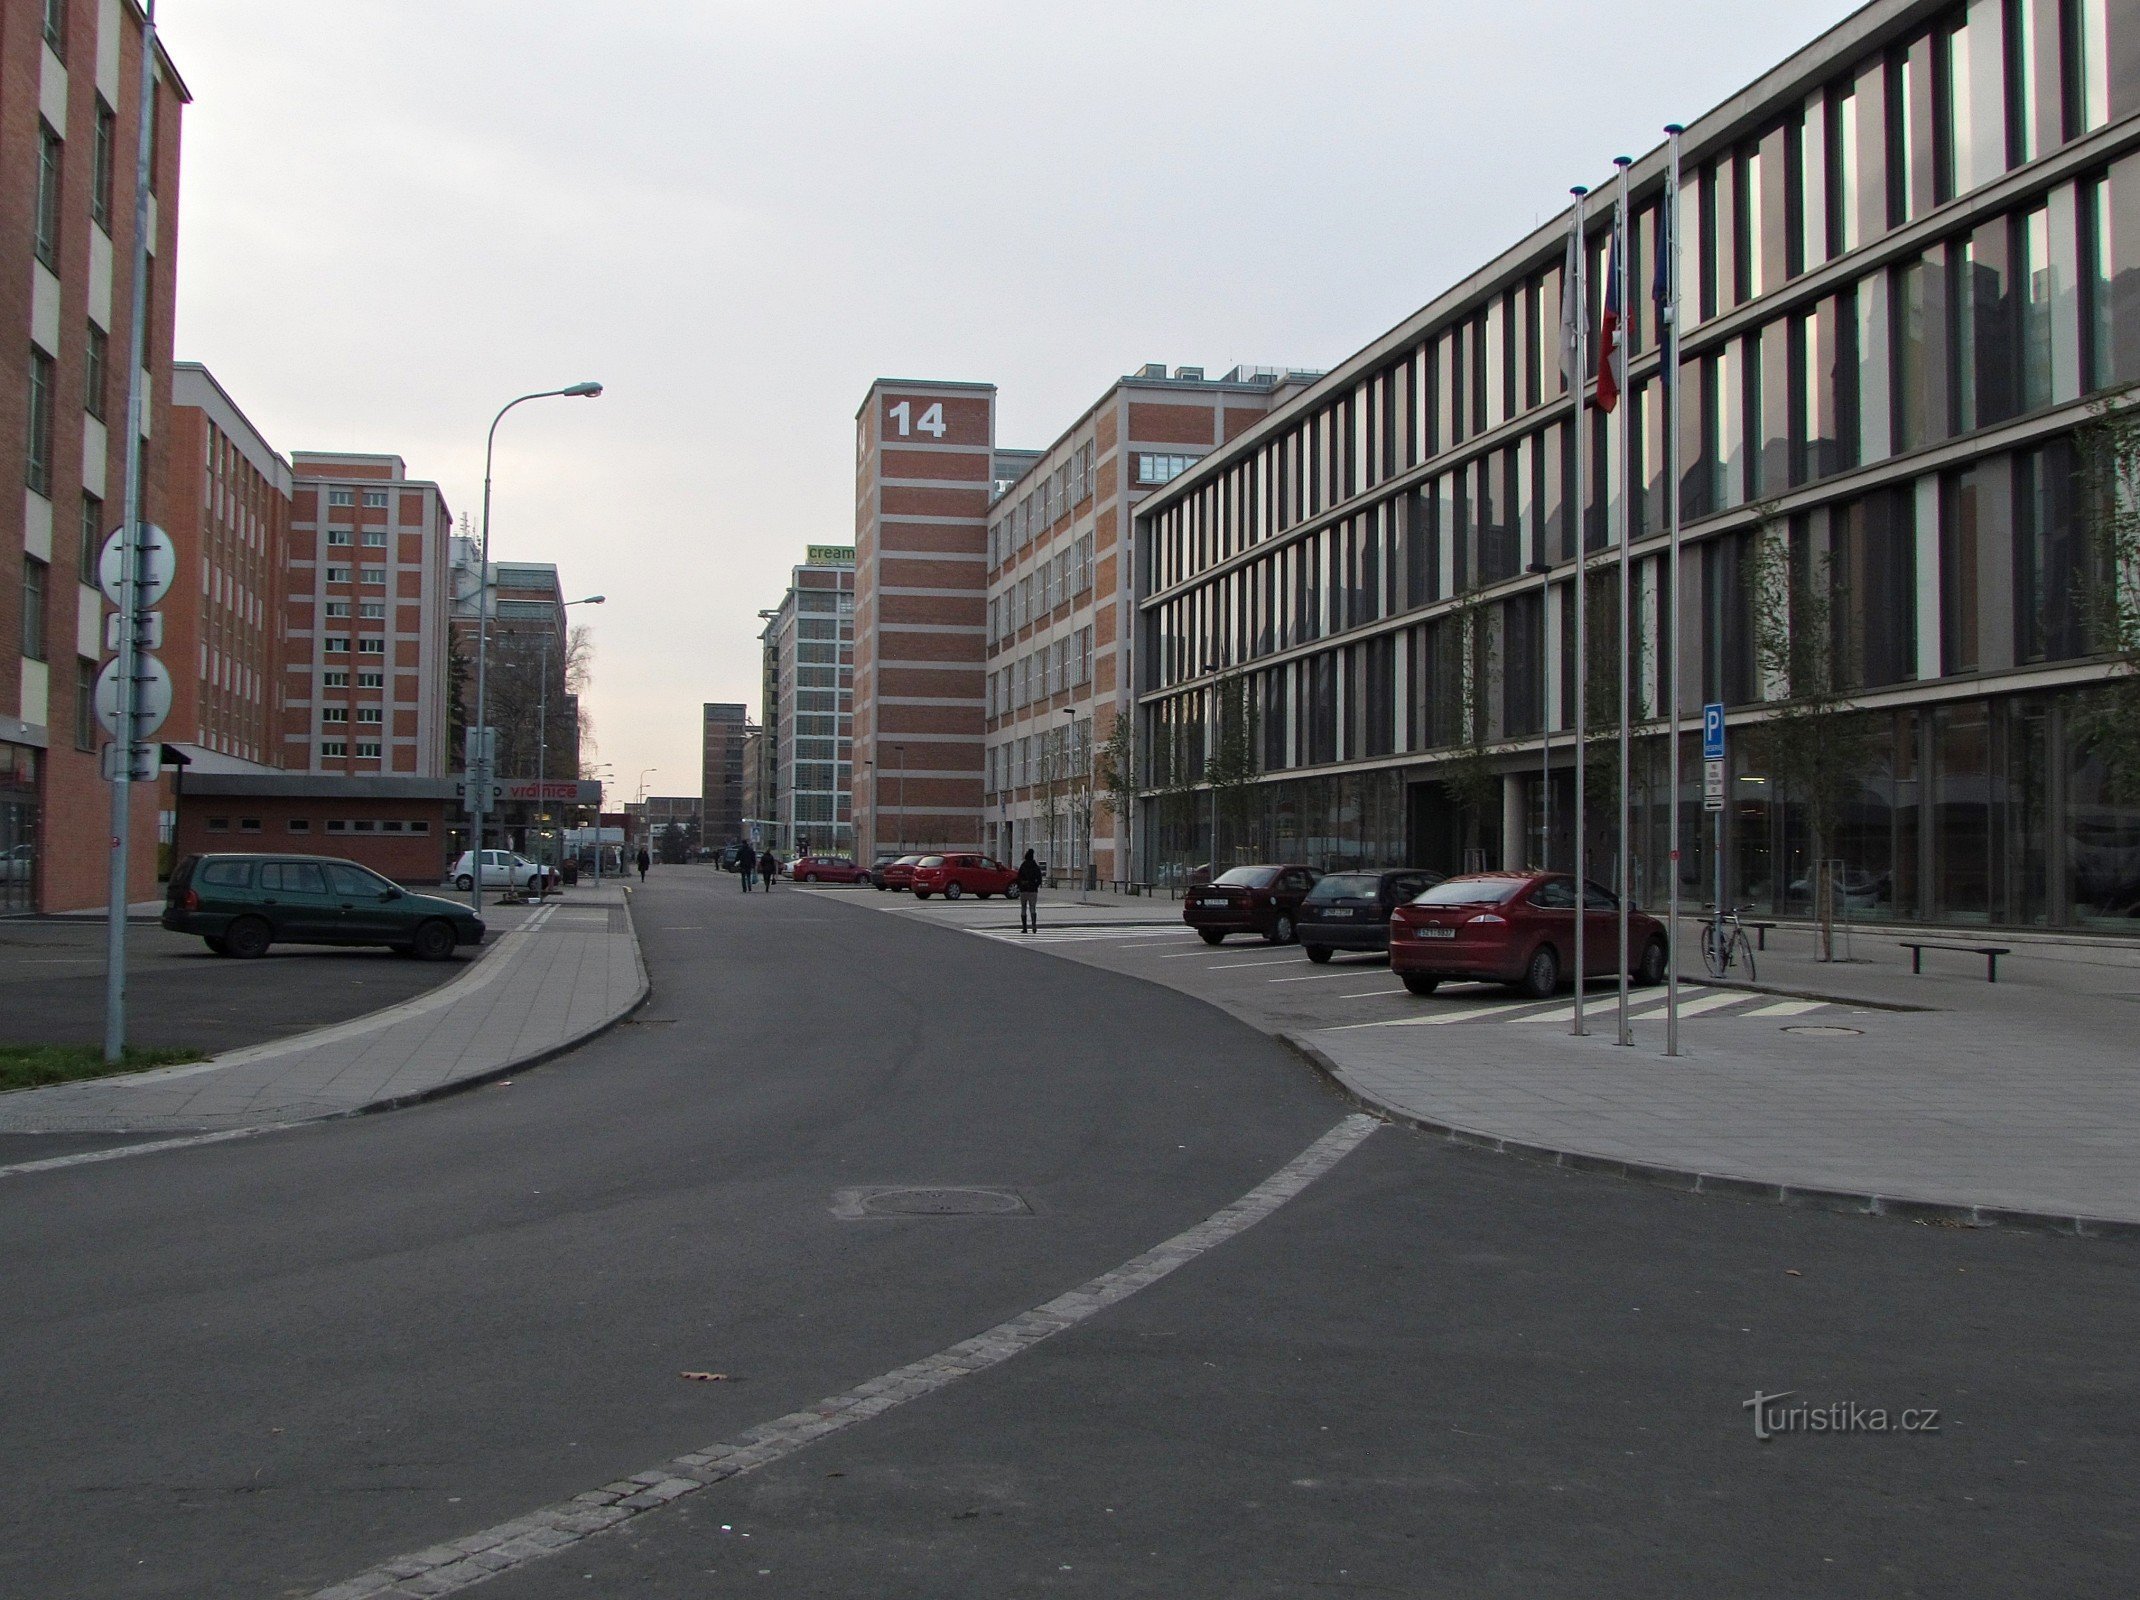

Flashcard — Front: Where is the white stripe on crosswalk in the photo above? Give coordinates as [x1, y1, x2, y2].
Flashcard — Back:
[1330, 997, 1556, 1031]
[1740, 998, 1825, 1017]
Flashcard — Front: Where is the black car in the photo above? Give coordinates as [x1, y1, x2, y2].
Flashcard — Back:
[1296, 868, 1444, 962]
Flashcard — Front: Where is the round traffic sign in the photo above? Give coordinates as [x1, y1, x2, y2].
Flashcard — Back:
[98, 524, 176, 609]
[94, 654, 173, 739]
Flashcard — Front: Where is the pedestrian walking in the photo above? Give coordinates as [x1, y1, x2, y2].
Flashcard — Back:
[758, 848, 778, 890]
[736, 841, 756, 892]
[635, 846, 650, 883]
[1015, 848, 1043, 933]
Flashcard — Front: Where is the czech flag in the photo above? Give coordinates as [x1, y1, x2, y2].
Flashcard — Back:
[1595, 223, 1622, 413]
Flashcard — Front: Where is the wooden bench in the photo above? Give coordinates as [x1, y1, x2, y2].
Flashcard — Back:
[1900, 940, 2012, 982]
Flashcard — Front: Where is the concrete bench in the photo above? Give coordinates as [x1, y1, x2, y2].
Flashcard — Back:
[1900, 941, 2012, 982]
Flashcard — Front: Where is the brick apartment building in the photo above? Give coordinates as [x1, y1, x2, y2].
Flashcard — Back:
[167, 362, 291, 772]
[851, 381, 1019, 857]
[700, 700, 747, 846]
[1, 0, 185, 913]
[281, 452, 452, 780]
[983, 365, 1309, 879]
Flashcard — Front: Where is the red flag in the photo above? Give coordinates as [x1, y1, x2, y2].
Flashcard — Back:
[1595, 225, 1622, 413]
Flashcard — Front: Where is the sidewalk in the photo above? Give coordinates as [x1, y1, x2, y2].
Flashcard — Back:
[0, 882, 647, 1137]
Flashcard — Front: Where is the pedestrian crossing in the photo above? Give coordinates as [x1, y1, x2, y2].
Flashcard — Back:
[1327, 984, 1838, 1031]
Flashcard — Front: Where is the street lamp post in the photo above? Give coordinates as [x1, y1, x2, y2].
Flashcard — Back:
[467, 381, 603, 916]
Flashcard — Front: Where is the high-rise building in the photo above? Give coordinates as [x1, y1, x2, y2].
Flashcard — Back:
[700, 701, 748, 846]
[758, 550, 856, 856]
[282, 453, 453, 779]
[1133, 0, 2140, 932]
[2, 0, 187, 913]
[982, 366, 1305, 879]
[167, 363, 292, 773]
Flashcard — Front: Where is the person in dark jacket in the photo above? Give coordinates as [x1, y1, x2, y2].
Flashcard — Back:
[736, 841, 756, 892]
[758, 848, 778, 889]
[635, 847, 650, 883]
[1014, 848, 1044, 933]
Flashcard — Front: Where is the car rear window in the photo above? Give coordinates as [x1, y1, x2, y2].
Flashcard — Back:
[198, 859, 251, 889]
[919, 856, 945, 867]
[1411, 878, 1526, 906]
[1214, 866, 1280, 888]
[1306, 873, 1380, 902]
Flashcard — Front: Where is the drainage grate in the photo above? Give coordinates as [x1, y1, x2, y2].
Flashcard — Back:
[830, 1186, 1032, 1219]
[1782, 1024, 1863, 1037]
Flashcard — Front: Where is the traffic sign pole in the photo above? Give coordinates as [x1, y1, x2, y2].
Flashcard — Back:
[1703, 703, 1727, 955]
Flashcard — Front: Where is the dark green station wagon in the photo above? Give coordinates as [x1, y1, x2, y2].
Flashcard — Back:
[164, 854, 487, 960]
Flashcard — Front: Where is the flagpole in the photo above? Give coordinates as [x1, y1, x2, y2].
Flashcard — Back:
[1568, 186, 1589, 1039]
[1662, 124, 1685, 1059]
[1614, 156, 1634, 1049]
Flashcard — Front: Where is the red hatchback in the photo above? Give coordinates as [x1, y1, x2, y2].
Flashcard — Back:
[910, 853, 1018, 900]
[875, 854, 926, 892]
[790, 855, 867, 884]
[1183, 864, 1321, 945]
[1387, 870, 1669, 997]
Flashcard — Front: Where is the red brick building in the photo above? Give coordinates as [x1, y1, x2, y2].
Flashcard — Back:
[0, 0, 186, 912]
[170, 772, 457, 886]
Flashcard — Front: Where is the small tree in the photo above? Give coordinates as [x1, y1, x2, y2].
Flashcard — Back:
[1096, 706, 1138, 881]
[2074, 390, 2140, 797]
[1744, 503, 1876, 959]
[1434, 597, 1502, 867]
[1206, 671, 1260, 867]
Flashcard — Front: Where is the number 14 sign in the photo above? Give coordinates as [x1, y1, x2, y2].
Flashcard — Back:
[886, 400, 947, 439]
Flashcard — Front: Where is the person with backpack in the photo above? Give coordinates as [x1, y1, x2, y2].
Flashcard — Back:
[758, 848, 778, 890]
[1015, 848, 1044, 933]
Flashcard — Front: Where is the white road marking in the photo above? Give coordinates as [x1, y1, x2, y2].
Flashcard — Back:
[1642, 990, 1749, 1018]
[1741, 998, 1825, 1017]
[1340, 988, 1408, 999]
[1268, 968, 1387, 983]
[311, 1114, 1382, 1600]
[1207, 958, 1303, 969]
[1520, 988, 1712, 1024]
[0, 1123, 301, 1179]
[1329, 997, 1557, 1030]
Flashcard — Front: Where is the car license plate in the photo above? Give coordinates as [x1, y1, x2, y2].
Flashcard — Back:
[1323, 909, 1355, 918]
[1416, 926, 1456, 939]
[1196, 897, 1222, 907]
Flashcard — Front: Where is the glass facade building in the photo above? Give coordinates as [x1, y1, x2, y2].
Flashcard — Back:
[1136, 0, 2140, 931]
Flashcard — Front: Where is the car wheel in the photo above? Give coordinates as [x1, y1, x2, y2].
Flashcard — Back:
[1518, 943, 1560, 999]
[1266, 913, 1296, 946]
[224, 916, 272, 959]
[1199, 929, 1225, 946]
[411, 919, 458, 961]
[455, 874, 474, 891]
[1402, 972, 1441, 996]
[1635, 936, 1669, 987]
[1304, 943, 1333, 964]
[946, 882, 963, 900]
[203, 936, 231, 957]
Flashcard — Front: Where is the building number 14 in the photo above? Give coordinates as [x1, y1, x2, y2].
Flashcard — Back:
[886, 400, 947, 438]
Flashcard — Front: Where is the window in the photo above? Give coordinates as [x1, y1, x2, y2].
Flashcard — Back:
[84, 323, 107, 421]
[326, 530, 352, 547]
[323, 637, 350, 654]
[74, 657, 94, 750]
[356, 707, 383, 724]
[90, 97, 115, 232]
[239, 818, 262, 834]
[260, 861, 327, 894]
[356, 670, 384, 688]
[286, 818, 311, 832]
[42, 0, 64, 53]
[79, 492, 102, 584]
[324, 601, 351, 618]
[357, 636, 385, 655]
[360, 564, 385, 583]
[358, 601, 386, 619]
[321, 707, 348, 724]
[362, 529, 386, 547]
[2015, 438, 2084, 661]
[34, 122, 61, 269]
[325, 565, 350, 583]
[21, 557, 47, 661]
[1136, 453, 1198, 485]
[26, 348, 55, 496]
[355, 741, 381, 758]
[320, 741, 347, 757]
[327, 488, 354, 507]
[361, 489, 388, 508]
[322, 670, 349, 687]
[206, 817, 229, 832]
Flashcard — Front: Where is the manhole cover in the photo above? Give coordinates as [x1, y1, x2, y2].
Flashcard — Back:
[1782, 1024, 1863, 1037]
[830, 1186, 1032, 1219]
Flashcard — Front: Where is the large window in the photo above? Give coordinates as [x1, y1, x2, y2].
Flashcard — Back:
[2014, 437, 2085, 662]
[34, 123, 62, 270]
[74, 657, 95, 750]
[22, 558, 48, 661]
[84, 322, 107, 421]
[91, 98, 114, 231]
[25, 348, 55, 497]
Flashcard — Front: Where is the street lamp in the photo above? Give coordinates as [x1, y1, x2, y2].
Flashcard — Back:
[532, 594, 604, 892]
[468, 381, 604, 915]
[1527, 559, 1553, 869]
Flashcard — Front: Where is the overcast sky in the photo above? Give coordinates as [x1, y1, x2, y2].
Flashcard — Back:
[170, 0, 1862, 804]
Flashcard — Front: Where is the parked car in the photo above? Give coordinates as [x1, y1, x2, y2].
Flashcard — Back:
[873, 853, 926, 891]
[1387, 870, 1669, 997]
[1295, 869, 1444, 962]
[911, 853, 1019, 900]
[1183, 864, 1321, 945]
[790, 854, 867, 884]
[164, 853, 486, 960]
[448, 849, 552, 892]
[0, 842, 32, 883]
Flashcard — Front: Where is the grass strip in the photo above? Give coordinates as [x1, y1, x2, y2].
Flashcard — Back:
[0, 1043, 207, 1093]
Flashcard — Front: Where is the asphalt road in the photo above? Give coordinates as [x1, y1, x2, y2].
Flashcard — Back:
[1, 875, 2134, 1598]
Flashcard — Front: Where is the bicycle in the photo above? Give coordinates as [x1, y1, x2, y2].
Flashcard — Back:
[1700, 904, 1757, 981]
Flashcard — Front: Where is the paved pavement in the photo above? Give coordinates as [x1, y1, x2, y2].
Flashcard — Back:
[0, 883, 645, 1141]
[7, 873, 2136, 1598]
[851, 886, 2140, 1228]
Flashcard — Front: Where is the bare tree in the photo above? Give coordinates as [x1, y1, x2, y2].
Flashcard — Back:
[2075, 391, 2140, 797]
[1096, 705, 1138, 882]
[1433, 595, 1501, 867]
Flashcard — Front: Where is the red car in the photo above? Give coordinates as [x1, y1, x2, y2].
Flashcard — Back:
[790, 855, 867, 884]
[910, 853, 1018, 900]
[875, 854, 926, 891]
[1387, 870, 1669, 997]
[1183, 864, 1321, 945]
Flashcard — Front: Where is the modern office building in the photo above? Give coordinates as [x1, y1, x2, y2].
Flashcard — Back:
[1135, 0, 2140, 932]
[281, 453, 453, 779]
[983, 365, 1307, 880]
[758, 548, 855, 856]
[2, 0, 186, 913]
[851, 380, 1014, 857]
[700, 700, 749, 846]
[167, 363, 291, 772]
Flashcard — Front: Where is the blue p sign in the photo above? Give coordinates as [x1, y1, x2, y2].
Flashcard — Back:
[1703, 703, 1726, 760]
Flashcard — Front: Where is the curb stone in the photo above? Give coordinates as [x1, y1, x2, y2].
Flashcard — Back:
[1279, 1033, 2140, 1244]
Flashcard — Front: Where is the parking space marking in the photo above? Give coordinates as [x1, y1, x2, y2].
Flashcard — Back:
[1207, 957, 1306, 970]
[1339, 988, 1407, 999]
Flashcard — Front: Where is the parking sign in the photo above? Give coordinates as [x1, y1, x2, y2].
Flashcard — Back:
[1703, 703, 1726, 761]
